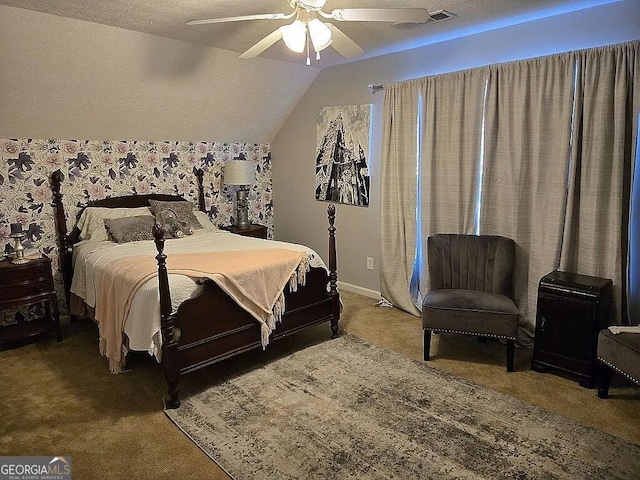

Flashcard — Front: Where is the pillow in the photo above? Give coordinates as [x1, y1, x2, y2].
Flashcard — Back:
[104, 216, 156, 243]
[148, 200, 202, 231]
[77, 207, 153, 242]
[155, 209, 190, 239]
[193, 210, 219, 230]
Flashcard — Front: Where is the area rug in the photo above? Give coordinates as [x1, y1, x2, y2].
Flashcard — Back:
[165, 335, 640, 479]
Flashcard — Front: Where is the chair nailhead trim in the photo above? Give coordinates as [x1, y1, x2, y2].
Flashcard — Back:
[597, 357, 640, 386]
[424, 328, 515, 341]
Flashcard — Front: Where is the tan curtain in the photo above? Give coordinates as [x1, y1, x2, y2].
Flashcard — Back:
[560, 41, 640, 325]
[413, 69, 487, 298]
[380, 80, 421, 315]
[480, 55, 577, 343]
[380, 41, 639, 328]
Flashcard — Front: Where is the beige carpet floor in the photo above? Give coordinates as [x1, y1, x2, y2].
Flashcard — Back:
[1, 290, 639, 479]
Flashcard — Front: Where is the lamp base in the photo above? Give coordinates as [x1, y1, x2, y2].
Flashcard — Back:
[235, 187, 250, 230]
[10, 235, 29, 264]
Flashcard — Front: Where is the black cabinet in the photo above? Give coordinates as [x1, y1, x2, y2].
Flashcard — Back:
[531, 271, 612, 388]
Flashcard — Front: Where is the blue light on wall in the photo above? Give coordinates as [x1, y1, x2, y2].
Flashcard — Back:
[410, 98, 424, 309]
[383, 0, 622, 55]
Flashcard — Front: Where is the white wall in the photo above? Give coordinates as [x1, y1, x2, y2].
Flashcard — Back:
[0, 5, 319, 144]
[271, 0, 640, 295]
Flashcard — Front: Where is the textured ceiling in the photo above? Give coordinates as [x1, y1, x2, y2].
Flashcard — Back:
[0, 0, 620, 68]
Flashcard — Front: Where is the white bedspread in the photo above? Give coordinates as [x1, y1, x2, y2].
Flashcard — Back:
[70, 228, 327, 362]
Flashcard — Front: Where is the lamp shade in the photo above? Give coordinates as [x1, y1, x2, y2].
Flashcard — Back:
[224, 160, 254, 185]
[308, 19, 332, 52]
[281, 20, 306, 53]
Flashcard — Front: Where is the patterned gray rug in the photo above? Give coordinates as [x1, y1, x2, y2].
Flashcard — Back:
[165, 335, 640, 479]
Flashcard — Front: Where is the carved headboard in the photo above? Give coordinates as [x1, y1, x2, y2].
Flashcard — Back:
[49, 168, 206, 302]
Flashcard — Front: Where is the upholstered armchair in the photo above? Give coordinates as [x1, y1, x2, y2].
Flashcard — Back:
[596, 328, 640, 398]
[422, 234, 520, 371]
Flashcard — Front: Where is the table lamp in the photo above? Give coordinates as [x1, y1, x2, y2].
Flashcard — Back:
[224, 160, 254, 230]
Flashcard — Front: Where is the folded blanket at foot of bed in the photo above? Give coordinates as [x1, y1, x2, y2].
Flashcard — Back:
[95, 248, 310, 373]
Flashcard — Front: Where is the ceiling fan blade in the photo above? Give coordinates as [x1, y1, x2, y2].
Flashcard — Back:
[325, 8, 431, 24]
[239, 28, 284, 58]
[187, 12, 292, 26]
[325, 24, 364, 59]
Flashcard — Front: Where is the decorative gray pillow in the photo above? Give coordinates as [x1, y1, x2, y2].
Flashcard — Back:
[155, 209, 192, 238]
[104, 216, 156, 243]
[148, 200, 202, 231]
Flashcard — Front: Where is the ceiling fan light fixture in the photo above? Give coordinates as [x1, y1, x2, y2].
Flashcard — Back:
[281, 20, 307, 53]
[308, 18, 332, 52]
[292, 0, 327, 10]
[191, 1, 430, 63]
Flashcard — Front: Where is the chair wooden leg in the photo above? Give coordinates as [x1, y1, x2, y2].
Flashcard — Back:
[598, 366, 613, 399]
[423, 329, 432, 361]
[506, 339, 515, 372]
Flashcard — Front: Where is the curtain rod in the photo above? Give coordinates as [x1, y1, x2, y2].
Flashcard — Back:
[368, 84, 384, 94]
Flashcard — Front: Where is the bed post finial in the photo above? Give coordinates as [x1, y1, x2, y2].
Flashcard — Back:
[195, 168, 205, 212]
[50, 169, 67, 250]
[153, 222, 180, 409]
[327, 203, 340, 338]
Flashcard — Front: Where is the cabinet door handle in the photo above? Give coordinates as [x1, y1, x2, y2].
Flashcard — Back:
[540, 316, 546, 331]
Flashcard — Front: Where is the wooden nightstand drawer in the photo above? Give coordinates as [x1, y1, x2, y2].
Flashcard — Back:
[3, 262, 52, 285]
[0, 256, 63, 350]
[0, 278, 54, 304]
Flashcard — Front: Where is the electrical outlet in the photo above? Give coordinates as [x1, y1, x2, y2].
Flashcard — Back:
[366, 257, 374, 270]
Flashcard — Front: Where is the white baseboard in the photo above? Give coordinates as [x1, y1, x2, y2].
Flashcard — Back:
[338, 281, 380, 299]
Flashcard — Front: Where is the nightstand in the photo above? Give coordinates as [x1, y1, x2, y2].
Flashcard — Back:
[221, 224, 268, 239]
[0, 256, 63, 350]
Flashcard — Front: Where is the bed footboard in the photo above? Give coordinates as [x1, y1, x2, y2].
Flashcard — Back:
[154, 206, 340, 409]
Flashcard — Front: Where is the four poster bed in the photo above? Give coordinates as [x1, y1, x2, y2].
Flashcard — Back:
[50, 168, 340, 408]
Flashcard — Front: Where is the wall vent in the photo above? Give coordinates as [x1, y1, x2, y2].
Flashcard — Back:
[429, 9, 456, 22]
[393, 9, 456, 30]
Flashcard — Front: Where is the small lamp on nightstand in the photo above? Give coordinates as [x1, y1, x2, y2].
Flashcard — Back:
[224, 160, 254, 230]
[9, 223, 28, 264]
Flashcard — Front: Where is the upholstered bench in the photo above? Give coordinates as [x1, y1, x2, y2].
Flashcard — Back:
[596, 328, 640, 399]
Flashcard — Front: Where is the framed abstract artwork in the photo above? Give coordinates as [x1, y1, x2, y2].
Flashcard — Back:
[315, 104, 371, 207]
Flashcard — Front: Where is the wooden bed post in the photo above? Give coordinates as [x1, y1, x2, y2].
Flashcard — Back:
[153, 223, 181, 409]
[328, 204, 340, 338]
[50, 169, 73, 305]
[195, 168, 205, 212]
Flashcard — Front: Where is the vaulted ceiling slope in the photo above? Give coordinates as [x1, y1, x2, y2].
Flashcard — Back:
[0, 0, 622, 68]
[0, 1, 626, 144]
[0, 5, 319, 144]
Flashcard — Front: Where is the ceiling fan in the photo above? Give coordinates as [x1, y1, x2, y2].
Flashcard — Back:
[187, 0, 434, 65]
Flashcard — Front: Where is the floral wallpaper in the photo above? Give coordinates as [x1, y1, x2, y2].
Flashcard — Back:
[0, 138, 273, 326]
